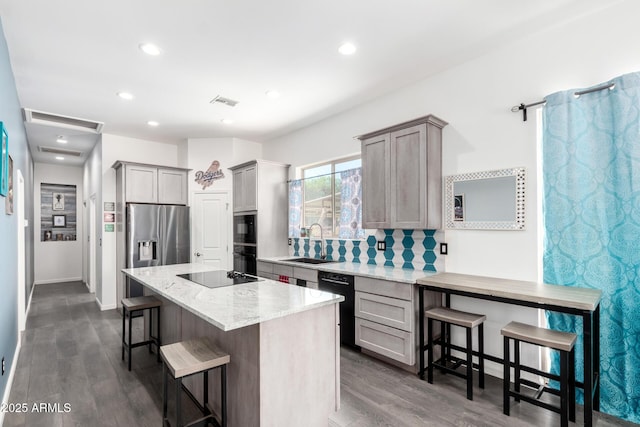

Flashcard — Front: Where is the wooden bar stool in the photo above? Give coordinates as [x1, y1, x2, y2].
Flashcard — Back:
[121, 296, 162, 371]
[161, 337, 230, 427]
[502, 321, 576, 427]
[423, 307, 486, 400]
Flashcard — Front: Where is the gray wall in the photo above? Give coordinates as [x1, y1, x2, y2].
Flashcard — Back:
[0, 18, 34, 403]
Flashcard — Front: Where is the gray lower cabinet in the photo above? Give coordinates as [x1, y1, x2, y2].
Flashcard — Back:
[355, 276, 416, 365]
[256, 261, 319, 288]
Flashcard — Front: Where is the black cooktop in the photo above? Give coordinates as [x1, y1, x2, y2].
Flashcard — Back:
[177, 270, 263, 288]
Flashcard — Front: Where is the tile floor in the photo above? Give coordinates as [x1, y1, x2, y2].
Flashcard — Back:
[3, 281, 635, 427]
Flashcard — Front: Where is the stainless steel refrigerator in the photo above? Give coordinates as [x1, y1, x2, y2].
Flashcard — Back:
[126, 203, 190, 297]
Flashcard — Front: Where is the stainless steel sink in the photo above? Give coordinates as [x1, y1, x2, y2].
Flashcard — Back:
[284, 257, 337, 264]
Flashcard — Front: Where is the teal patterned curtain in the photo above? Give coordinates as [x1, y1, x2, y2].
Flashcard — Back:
[288, 179, 303, 238]
[339, 168, 365, 239]
[542, 72, 640, 423]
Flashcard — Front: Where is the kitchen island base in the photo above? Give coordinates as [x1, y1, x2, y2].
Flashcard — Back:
[152, 292, 340, 427]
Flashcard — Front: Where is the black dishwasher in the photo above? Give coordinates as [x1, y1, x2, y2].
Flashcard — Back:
[318, 271, 359, 350]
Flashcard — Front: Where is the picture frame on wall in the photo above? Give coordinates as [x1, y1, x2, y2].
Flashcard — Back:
[0, 122, 8, 197]
[454, 194, 465, 221]
[6, 155, 13, 214]
[53, 214, 66, 227]
[52, 192, 65, 210]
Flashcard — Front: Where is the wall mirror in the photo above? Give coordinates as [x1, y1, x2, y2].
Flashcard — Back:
[445, 167, 525, 230]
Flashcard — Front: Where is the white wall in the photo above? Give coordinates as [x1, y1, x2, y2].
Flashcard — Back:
[262, 1, 640, 377]
[187, 137, 262, 194]
[84, 137, 103, 300]
[34, 163, 84, 284]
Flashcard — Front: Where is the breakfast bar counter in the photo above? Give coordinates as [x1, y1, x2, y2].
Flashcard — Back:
[122, 263, 343, 427]
[417, 272, 602, 427]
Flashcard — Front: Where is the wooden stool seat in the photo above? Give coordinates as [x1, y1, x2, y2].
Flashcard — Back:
[161, 338, 231, 379]
[421, 307, 486, 400]
[501, 321, 576, 352]
[502, 321, 577, 427]
[161, 337, 230, 427]
[122, 296, 162, 311]
[425, 307, 486, 329]
[121, 295, 161, 371]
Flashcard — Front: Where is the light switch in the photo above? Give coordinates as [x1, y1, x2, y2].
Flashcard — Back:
[440, 243, 448, 255]
[377, 241, 386, 251]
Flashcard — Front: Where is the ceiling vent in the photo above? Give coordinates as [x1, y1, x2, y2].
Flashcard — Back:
[210, 95, 239, 107]
[38, 146, 83, 157]
[23, 108, 104, 133]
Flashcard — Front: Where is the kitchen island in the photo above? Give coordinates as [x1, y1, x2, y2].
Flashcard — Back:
[122, 263, 344, 427]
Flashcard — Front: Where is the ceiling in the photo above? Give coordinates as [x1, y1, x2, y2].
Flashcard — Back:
[0, 0, 615, 166]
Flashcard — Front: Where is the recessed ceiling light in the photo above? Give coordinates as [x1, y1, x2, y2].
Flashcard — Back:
[338, 42, 357, 55]
[147, 121, 159, 127]
[221, 118, 234, 125]
[265, 90, 281, 99]
[55, 156, 64, 161]
[56, 136, 68, 144]
[139, 43, 162, 56]
[117, 91, 134, 100]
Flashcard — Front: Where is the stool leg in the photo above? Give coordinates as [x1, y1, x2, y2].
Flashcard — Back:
[221, 364, 227, 427]
[121, 306, 126, 361]
[440, 320, 447, 369]
[514, 339, 520, 402]
[503, 336, 510, 416]
[560, 350, 569, 427]
[175, 377, 182, 427]
[478, 323, 485, 389]
[162, 363, 168, 422]
[148, 308, 153, 354]
[128, 309, 133, 371]
[156, 306, 162, 363]
[427, 317, 434, 384]
[203, 370, 209, 409]
[569, 348, 576, 422]
[466, 326, 473, 400]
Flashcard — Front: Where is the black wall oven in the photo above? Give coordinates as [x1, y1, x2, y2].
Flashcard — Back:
[233, 214, 256, 244]
[233, 244, 257, 276]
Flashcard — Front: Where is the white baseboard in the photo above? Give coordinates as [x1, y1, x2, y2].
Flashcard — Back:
[0, 339, 22, 427]
[96, 297, 117, 311]
[33, 277, 83, 285]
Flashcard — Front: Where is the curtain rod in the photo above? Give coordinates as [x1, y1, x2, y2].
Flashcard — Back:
[287, 167, 360, 183]
[511, 82, 615, 122]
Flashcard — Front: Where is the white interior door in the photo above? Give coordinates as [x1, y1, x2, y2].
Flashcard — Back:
[16, 170, 26, 333]
[192, 192, 230, 268]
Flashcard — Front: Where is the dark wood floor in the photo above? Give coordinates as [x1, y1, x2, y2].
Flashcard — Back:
[3, 282, 635, 427]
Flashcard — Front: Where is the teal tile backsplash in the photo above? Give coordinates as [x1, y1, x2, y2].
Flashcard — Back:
[290, 229, 442, 271]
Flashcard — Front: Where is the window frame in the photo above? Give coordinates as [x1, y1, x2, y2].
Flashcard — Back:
[301, 155, 361, 238]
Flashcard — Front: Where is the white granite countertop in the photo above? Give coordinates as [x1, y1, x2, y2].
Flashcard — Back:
[258, 256, 438, 284]
[122, 263, 344, 332]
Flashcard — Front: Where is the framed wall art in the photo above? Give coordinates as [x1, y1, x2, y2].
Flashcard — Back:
[0, 122, 8, 197]
[6, 155, 13, 214]
[53, 214, 66, 227]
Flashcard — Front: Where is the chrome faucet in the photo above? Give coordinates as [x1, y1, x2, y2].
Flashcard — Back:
[308, 222, 325, 259]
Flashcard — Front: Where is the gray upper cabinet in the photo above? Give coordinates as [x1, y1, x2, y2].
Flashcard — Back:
[113, 161, 189, 205]
[231, 163, 258, 212]
[358, 115, 447, 230]
[158, 168, 188, 205]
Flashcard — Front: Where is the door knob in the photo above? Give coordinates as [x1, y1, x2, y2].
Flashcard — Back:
[195, 252, 202, 257]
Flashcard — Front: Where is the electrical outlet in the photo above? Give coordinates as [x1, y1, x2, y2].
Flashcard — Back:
[2, 356, 5, 375]
[377, 241, 386, 251]
[288, 238, 292, 246]
[440, 243, 448, 255]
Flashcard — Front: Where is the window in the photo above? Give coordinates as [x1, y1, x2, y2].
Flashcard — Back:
[301, 156, 361, 238]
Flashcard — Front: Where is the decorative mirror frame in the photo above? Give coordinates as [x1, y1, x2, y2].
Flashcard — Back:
[445, 167, 526, 230]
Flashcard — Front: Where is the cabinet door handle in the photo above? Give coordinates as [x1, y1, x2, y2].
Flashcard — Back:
[194, 252, 202, 257]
